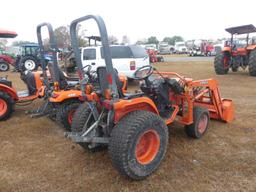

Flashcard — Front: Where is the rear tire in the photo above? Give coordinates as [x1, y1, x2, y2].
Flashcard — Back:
[185, 107, 210, 139]
[0, 61, 10, 72]
[56, 99, 80, 130]
[0, 91, 14, 121]
[109, 110, 168, 180]
[248, 50, 256, 76]
[71, 102, 103, 151]
[214, 53, 229, 75]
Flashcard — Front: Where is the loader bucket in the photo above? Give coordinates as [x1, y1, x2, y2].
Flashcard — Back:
[221, 99, 234, 123]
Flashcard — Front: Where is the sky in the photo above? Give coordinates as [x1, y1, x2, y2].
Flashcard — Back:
[1, 0, 256, 45]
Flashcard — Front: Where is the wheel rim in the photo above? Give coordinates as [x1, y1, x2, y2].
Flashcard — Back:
[68, 110, 75, 125]
[198, 114, 208, 134]
[0, 98, 8, 116]
[135, 129, 160, 165]
[24, 60, 36, 70]
[0, 63, 8, 71]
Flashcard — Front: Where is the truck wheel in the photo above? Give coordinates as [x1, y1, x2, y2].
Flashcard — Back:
[185, 107, 210, 139]
[109, 111, 168, 180]
[56, 100, 80, 130]
[214, 53, 229, 75]
[21, 56, 38, 71]
[0, 91, 14, 121]
[248, 50, 256, 76]
[0, 61, 9, 71]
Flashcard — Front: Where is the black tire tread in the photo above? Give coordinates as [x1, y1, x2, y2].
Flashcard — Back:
[0, 91, 14, 121]
[109, 110, 168, 180]
[248, 49, 256, 76]
[56, 99, 80, 130]
[21, 55, 39, 71]
[214, 53, 229, 75]
[185, 106, 209, 139]
[70, 102, 95, 150]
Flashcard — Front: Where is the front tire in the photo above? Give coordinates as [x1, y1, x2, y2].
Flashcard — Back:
[248, 50, 256, 76]
[56, 99, 80, 130]
[0, 61, 10, 72]
[214, 53, 229, 75]
[0, 91, 14, 121]
[109, 110, 168, 180]
[185, 107, 210, 139]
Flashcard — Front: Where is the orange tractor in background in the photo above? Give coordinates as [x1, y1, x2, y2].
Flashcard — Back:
[0, 30, 47, 121]
[214, 24, 256, 76]
[65, 15, 234, 180]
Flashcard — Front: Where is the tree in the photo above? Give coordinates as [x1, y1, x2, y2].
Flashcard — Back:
[108, 35, 118, 45]
[172, 36, 184, 44]
[54, 26, 70, 49]
[121, 35, 130, 45]
[147, 36, 159, 44]
[42, 25, 88, 50]
[163, 36, 184, 45]
[136, 38, 147, 45]
[163, 37, 173, 45]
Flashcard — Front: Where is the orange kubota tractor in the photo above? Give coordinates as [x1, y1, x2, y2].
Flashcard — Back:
[65, 15, 234, 180]
[0, 30, 48, 121]
[33, 22, 127, 130]
[214, 24, 256, 76]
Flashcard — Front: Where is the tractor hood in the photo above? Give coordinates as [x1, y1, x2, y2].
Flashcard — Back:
[0, 29, 17, 38]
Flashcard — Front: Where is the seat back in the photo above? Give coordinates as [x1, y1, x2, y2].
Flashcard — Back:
[97, 66, 124, 98]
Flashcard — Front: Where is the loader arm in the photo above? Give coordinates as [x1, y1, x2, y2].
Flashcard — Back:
[190, 79, 234, 122]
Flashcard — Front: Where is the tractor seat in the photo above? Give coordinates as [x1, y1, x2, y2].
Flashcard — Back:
[97, 66, 125, 98]
[97, 66, 145, 99]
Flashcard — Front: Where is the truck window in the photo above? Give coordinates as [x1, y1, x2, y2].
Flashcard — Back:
[83, 48, 96, 60]
[129, 45, 147, 58]
[101, 46, 133, 59]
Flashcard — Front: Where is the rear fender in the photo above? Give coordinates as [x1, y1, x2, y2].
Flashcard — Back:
[113, 97, 159, 123]
[0, 84, 18, 100]
[49, 90, 82, 102]
[247, 45, 256, 51]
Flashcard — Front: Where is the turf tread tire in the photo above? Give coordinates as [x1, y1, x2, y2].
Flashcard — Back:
[0, 91, 14, 121]
[109, 110, 168, 180]
[56, 99, 80, 131]
[70, 102, 104, 151]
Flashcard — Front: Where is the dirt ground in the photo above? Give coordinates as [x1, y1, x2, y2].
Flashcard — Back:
[0, 60, 256, 192]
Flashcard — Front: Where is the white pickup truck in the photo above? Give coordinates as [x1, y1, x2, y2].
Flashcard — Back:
[81, 45, 150, 78]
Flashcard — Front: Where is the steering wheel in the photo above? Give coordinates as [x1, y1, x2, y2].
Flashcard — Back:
[134, 65, 154, 80]
[82, 65, 92, 74]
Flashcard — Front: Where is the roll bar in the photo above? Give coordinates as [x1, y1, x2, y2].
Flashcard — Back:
[70, 15, 119, 98]
[36, 23, 60, 85]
